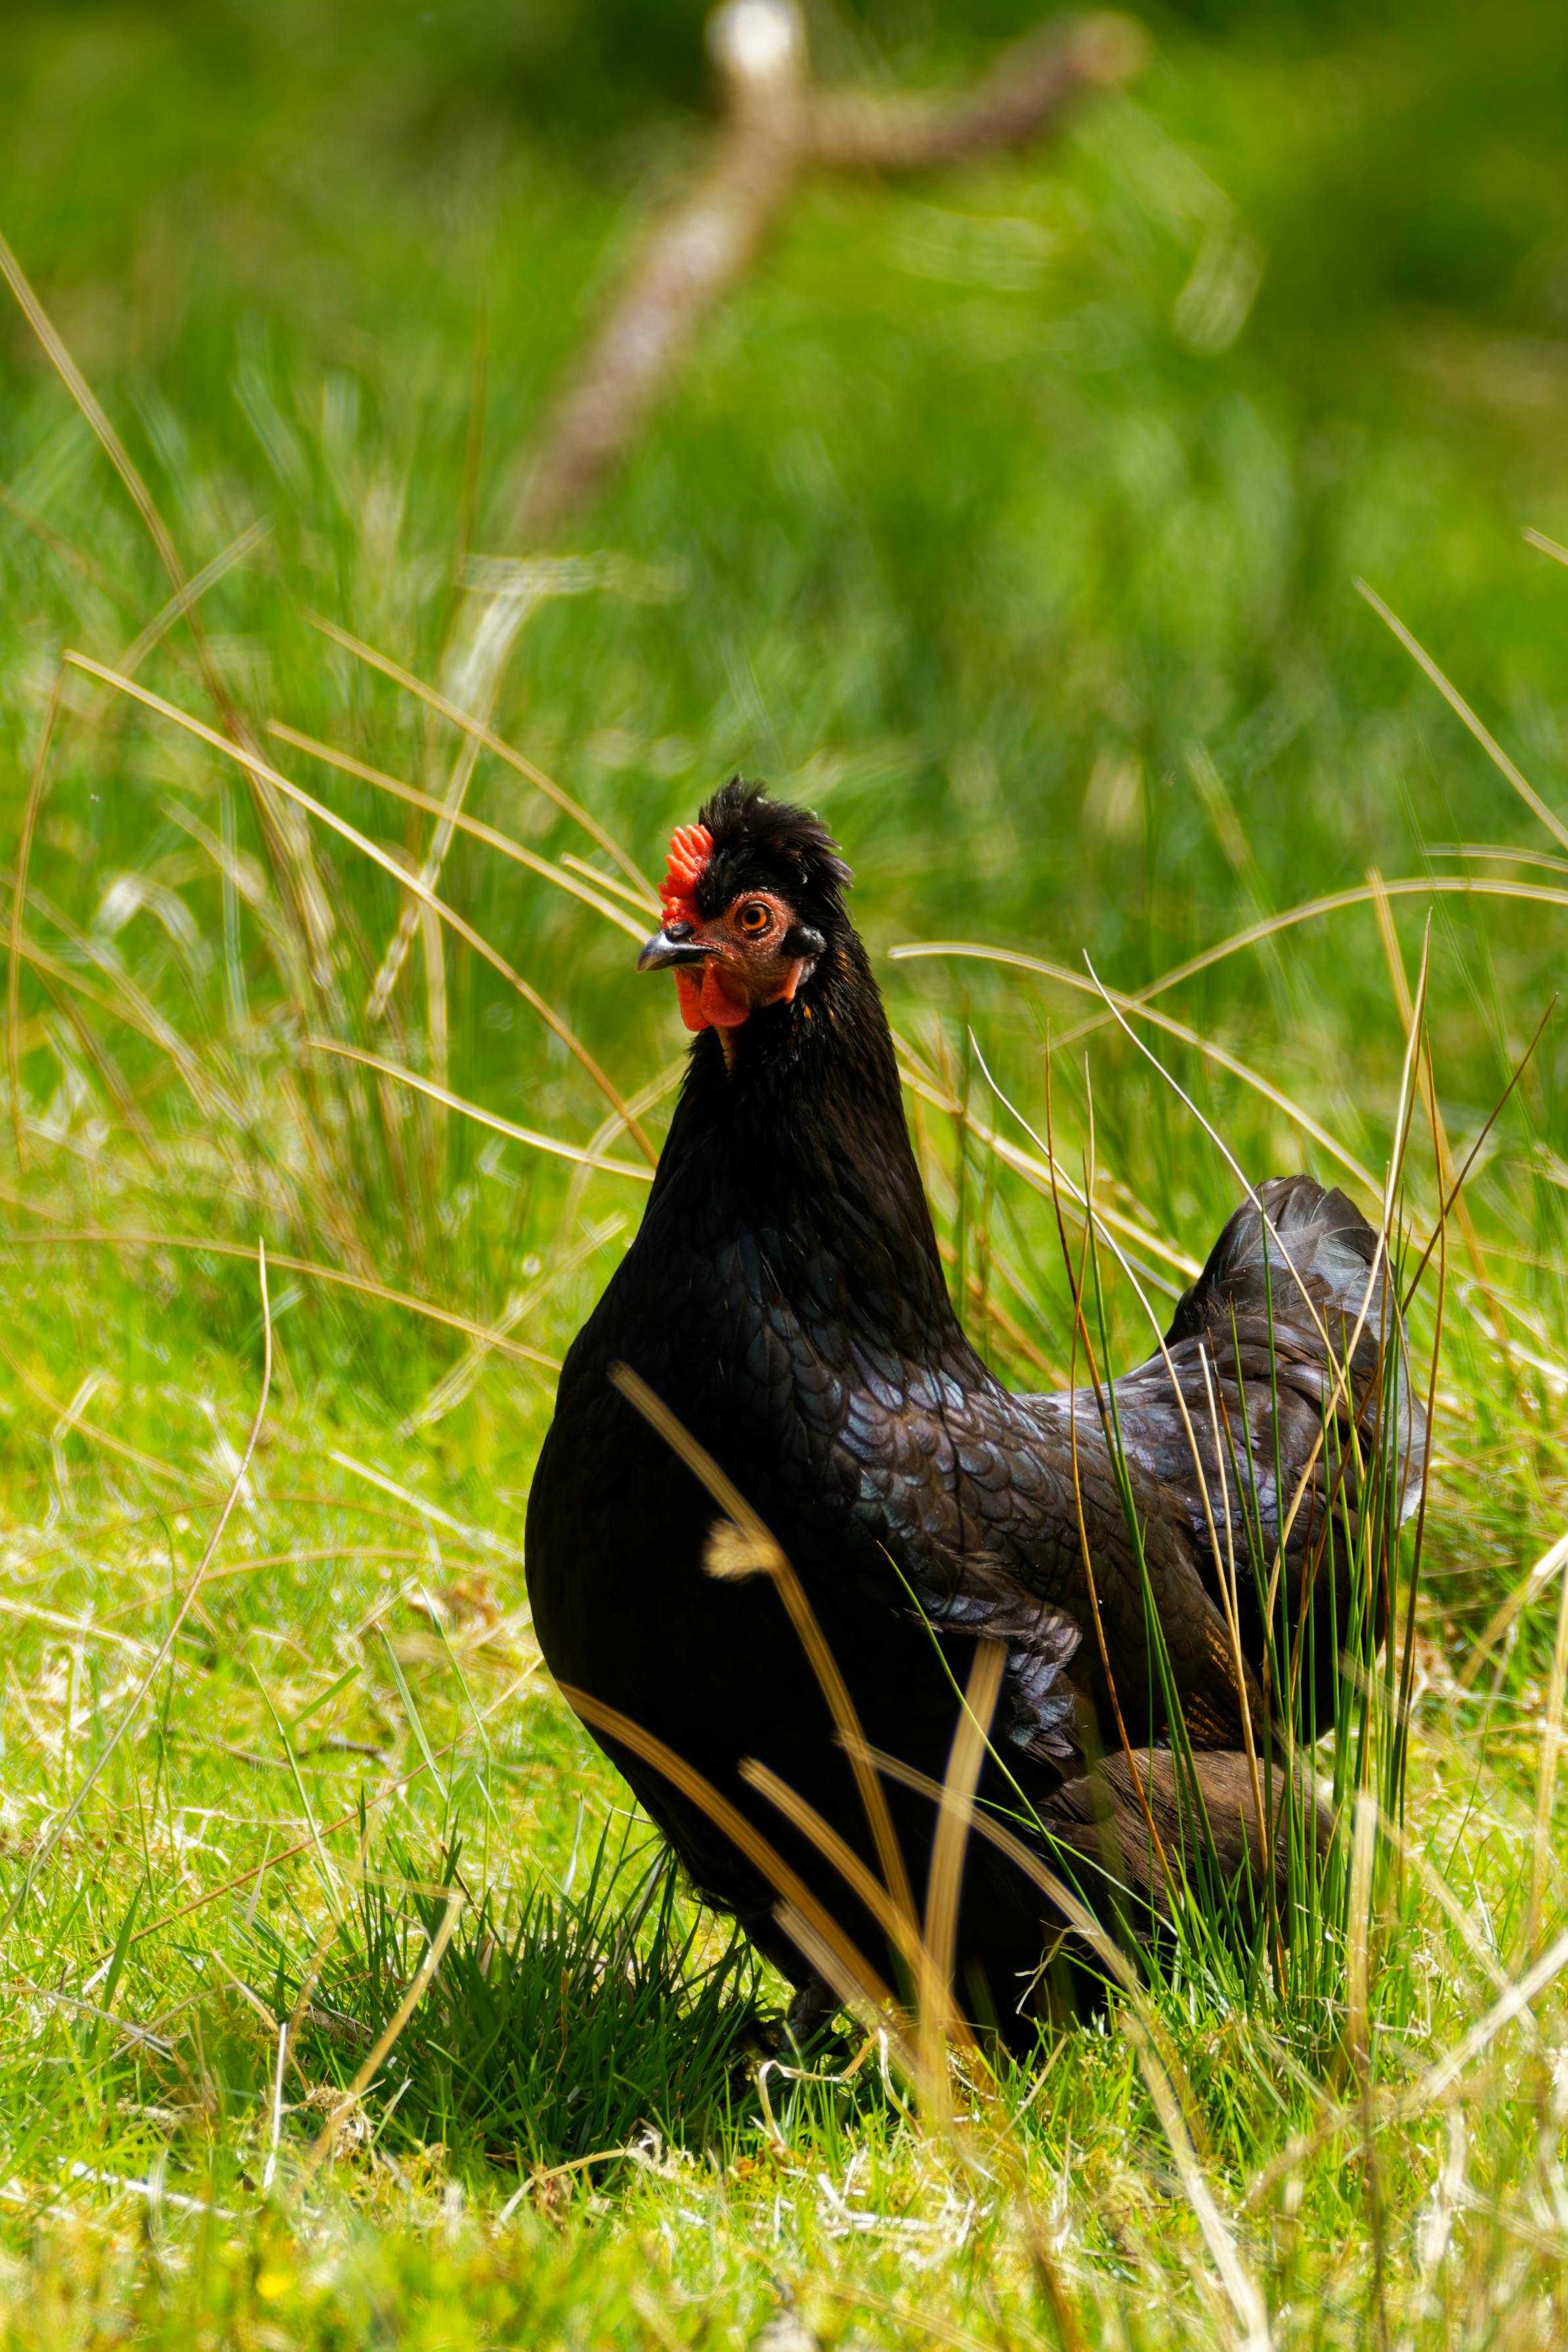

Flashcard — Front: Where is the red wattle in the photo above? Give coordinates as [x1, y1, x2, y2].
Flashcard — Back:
[674, 969, 708, 1032]
[700, 964, 752, 1028]
[673, 962, 752, 1032]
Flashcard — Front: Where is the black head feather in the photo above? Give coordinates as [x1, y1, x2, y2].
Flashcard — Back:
[692, 779, 853, 927]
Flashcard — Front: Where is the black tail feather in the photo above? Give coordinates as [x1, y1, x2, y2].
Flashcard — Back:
[1106, 1175, 1426, 1728]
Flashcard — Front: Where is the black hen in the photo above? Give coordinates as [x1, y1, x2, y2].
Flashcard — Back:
[526, 783, 1424, 2040]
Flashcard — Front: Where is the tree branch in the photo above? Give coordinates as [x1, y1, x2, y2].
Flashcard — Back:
[508, 5, 1145, 543]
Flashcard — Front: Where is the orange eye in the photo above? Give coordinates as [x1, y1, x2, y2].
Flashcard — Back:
[736, 901, 771, 935]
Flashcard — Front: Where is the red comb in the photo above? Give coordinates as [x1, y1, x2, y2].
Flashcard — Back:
[660, 822, 712, 926]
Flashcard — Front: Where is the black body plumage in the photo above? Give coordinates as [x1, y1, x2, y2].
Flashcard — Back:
[525, 783, 1424, 2038]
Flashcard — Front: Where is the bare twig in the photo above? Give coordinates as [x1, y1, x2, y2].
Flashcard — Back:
[510, 5, 1144, 542]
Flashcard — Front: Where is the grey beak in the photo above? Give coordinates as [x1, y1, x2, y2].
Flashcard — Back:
[637, 922, 711, 973]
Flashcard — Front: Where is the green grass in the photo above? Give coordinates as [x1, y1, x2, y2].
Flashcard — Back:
[2, 0, 1568, 2341]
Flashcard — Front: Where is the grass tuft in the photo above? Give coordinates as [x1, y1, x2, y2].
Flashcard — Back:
[249, 1826, 769, 2181]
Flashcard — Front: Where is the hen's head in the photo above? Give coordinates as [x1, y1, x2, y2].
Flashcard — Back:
[637, 779, 853, 1037]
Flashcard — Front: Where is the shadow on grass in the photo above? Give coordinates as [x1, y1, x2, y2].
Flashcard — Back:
[245, 1826, 822, 2179]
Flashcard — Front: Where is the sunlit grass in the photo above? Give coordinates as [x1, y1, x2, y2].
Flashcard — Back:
[3, 0, 1568, 2341]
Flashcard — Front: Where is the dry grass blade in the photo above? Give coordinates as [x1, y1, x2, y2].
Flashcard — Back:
[608, 1362, 918, 1932]
[893, 939, 1379, 1192]
[103, 1544, 487, 1611]
[896, 1034, 1199, 1280]
[31, 960, 165, 1169]
[1124, 2014, 1271, 2352]
[767, 1903, 922, 2091]
[18, 1982, 175, 2057]
[306, 1040, 654, 1182]
[0, 1229, 561, 1374]
[419, 893, 448, 1103]
[1077, 938, 1424, 1657]
[1391, 1037, 1448, 1798]
[10, 929, 215, 1119]
[1370, 1791, 1508, 1998]
[83, 1724, 483, 1967]
[1036, 1068, 1176, 1874]
[1246, 1915, 1568, 2208]
[112, 517, 274, 687]
[7, 856, 221, 1111]
[1196, 1348, 1269, 1920]
[1369, 869, 1512, 1367]
[988, 1034, 1271, 1826]
[7, 667, 62, 1166]
[296, 1887, 465, 2187]
[0, 232, 187, 604]
[737, 1759, 939, 2014]
[1461, 1529, 1568, 1690]
[821, 2282, 1053, 2352]
[0, 1596, 152, 1657]
[410, 1214, 626, 1430]
[0, 234, 339, 977]
[1346, 1787, 1377, 2076]
[1083, 951, 1344, 1350]
[1526, 1552, 1568, 1961]
[59, 651, 656, 1161]
[1399, 996, 1555, 1314]
[497, 2149, 637, 2216]
[261, 2016, 289, 2194]
[858, 1740, 1267, 2348]
[1, 1238, 273, 1941]
[559, 853, 660, 914]
[1433, 837, 1568, 876]
[1073, 960, 1416, 1763]
[1254, 930, 1428, 1655]
[918, 1638, 1006, 2108]
[0, 1327, 185, 1486]
[903, 878, 1568, 1068]
[268, 721, 652, 939]
[556, 1682, 897, 2015]
[306, 615, 657, 898]
[369, 701, 487, 1025]
[1523, 524, 1568, 569]
[1410, 1925, 1568, 2111]
[1356, 578, 1568, 853]
[857, 1745, 1149, 2004]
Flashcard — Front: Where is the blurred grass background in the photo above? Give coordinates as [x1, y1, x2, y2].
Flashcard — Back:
[3, 1, 1568, 2343]
[6, 0, 1566, 1339]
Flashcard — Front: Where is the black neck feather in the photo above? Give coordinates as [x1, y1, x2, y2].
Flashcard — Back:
[650, 927, 962, 1363]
